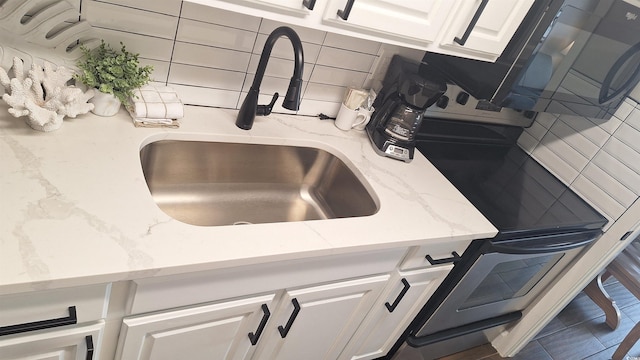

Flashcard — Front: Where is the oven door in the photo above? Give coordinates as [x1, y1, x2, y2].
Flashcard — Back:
[408, 230, 599, 346]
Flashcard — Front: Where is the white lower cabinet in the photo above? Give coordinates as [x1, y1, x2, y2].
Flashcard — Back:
[253, 275, 389, 360]
[115, 294, 276, 360]
[0, 322, 104, 360]
[116, 275, 388, 360]
[339, 265, 453, 360]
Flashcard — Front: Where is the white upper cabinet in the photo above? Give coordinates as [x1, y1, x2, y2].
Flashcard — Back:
[438, 0, 536, 58]
[185, 0, 535, 62]
[322, 0, 452, 47]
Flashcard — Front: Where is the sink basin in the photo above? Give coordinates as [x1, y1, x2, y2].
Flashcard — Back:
[140, 140, 379, 226]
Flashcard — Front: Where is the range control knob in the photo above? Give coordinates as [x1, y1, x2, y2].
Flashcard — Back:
[456, 91, 470, 105]
[436, 95, 449, 109]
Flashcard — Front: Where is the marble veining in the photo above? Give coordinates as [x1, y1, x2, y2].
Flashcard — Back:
[0, 104, 497, 295]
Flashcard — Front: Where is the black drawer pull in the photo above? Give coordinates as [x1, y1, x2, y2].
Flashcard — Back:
[425, 251, 461, 265]
[248, 304, 271, 345]
[0, 306, 77, 336]
[302, 0, 316, 10]
[385, 278, 411, 313]
[85, 335, 94, 360]
[337, 0, 355, 20]
[278, 298, 301, 338]
[454, 0, 489, 46]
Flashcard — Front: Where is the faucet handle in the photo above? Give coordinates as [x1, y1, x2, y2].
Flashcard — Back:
[256, 93, 279, 116]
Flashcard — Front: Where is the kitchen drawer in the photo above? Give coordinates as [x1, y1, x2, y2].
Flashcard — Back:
[400, 239, 472, 270]
[0, 284, 110, 335]
[128, 248, 407, 315]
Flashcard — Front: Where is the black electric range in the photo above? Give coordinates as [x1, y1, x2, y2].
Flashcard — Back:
[386, 85, 608, 360]
[416, 117, 608, 240]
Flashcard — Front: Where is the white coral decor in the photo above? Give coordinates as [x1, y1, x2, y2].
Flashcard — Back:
[0, 57, 95, 132]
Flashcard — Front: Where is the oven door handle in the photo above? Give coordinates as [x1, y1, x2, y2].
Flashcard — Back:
[491, 230, 601, 254]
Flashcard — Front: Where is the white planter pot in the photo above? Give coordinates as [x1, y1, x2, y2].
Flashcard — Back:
[89, 91, 121, 116]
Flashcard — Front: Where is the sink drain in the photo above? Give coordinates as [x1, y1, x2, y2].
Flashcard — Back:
[233, 221, 253, 225]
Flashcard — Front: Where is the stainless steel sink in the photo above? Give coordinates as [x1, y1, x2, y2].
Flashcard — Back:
[140, 140, 379, 226]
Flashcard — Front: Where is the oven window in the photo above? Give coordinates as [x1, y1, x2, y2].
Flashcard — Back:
[459, 253, 564, 310]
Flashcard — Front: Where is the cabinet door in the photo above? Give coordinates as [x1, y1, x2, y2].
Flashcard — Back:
[214, 0, 313, 16]
[116, 294, 275, 360]
[0, 322, 104, 360]
[323, 0, 453, 46]
[439, 0, 535, 59]
[339, 266, 453, 360]
[255, 275, 389, 360]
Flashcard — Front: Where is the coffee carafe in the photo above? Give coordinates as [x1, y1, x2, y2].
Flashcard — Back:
[366, 57, 446, 162]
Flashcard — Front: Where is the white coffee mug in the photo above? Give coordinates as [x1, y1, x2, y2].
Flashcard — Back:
[334, 103, 373, 131]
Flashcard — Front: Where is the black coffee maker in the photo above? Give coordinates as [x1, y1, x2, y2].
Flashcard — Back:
[367, 56, 447, 162]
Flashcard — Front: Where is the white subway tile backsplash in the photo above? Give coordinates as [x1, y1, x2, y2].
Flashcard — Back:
[302, 83, 348, 103]
[539, 131, 589, 173]
[582, 163, 636, 209]
[533, 112, 558, 129]
[72, 0, 388, 113]
[525, 120, 548, 141]
[180, 3, 261, 31]
[169, 63, 246, 91]
[523, 94, 640, 224]
[550, 120, 599, 160]
[297, 99, 342, 118]
[259, 19, 326, 44]
[614, 123, 640, 154]
[605, 137, 640, 176]
[173, 42, 251, 72]
[517, 131, 538, 154]
[315, 46, 376, 72]
[572, 175, 626, 223]
[241, 74, 296, 95]
[92, 28, 174, 61]
[558, 114, 610, 147]
[83, 1, 178, 39]
[252, 34, 321, 65]
[628, 106, 640, 130]
[143, 59, 170, 84]
[245, 55, 313, 82]
[309, 66, 368, 88]
[171, 84, 239, 108]
[323, 33, 381, 55]
[95, 0, 182, 16]
[177, 18, 257, 52]
[531, 145, 580, 184]
[592, 151, 640, 195]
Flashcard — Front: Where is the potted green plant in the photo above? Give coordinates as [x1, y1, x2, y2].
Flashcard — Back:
[75, 40, 153, 116]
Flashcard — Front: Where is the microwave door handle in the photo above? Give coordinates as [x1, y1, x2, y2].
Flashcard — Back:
[454, 0, 489, 46]
[598, 41, 640, 104]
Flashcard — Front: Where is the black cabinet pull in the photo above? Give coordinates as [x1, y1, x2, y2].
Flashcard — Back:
[621, 231, 633, 241]
[302, 0, 316, 10]
[0, 306, 77, 336]
[385, 278, 411, 313]
[248, 304, 271, 345]
[85, 335, 94, 360]
[425, 251, 461, 265]
[278, 298, 301, 338]
[337, 0, 355, 20]
[454, 0, 489, 46]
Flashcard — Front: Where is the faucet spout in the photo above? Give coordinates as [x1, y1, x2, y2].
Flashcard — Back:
[236, 26, 304, 130]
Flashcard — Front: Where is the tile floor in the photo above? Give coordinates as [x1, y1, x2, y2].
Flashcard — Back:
[437, 278, 640, 360]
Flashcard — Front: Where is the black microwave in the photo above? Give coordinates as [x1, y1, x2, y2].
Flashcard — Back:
[422, 0, 640, 119]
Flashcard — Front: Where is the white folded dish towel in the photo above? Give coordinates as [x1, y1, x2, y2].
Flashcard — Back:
[127, 85, 183, 128]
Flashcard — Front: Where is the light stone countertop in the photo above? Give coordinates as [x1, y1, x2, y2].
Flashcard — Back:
[0, 103, 497, 295]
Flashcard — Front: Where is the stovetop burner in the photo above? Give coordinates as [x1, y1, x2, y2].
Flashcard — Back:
[417, 117, 607, 240]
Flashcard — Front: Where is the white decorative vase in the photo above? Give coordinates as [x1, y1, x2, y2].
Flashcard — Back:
[89, 91, 121, 116]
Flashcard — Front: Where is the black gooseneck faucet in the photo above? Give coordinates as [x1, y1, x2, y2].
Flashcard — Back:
[236, 26, 304, 130]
